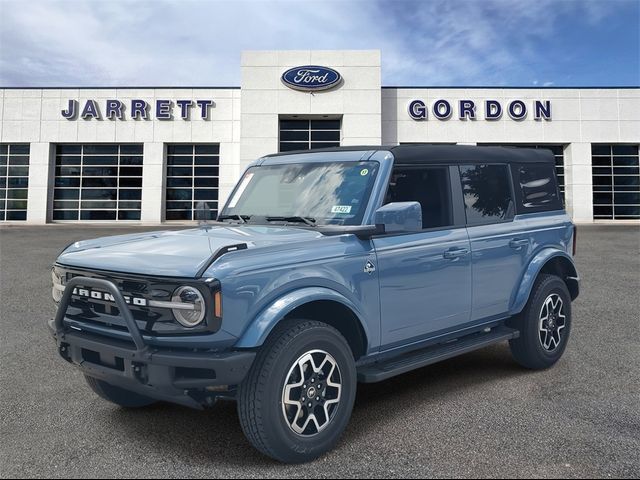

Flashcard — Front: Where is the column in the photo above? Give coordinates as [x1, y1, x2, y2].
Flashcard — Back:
[564, 142, 593, 223]
[26, 142, 53, 224]
[140, 142, 165, 223]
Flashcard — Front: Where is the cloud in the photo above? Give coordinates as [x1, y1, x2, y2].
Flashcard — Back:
[0, 0, 635, 87]
[1, 0, 387, 86]
[369, 0, 627, 86]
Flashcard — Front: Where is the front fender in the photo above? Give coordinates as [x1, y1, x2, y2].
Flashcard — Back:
[234, 286, 369, 349]
[510, 248, 578, 315]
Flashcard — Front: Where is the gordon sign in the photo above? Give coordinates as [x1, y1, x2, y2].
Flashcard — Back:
[61, 99, 215, 120]
[408, 99, 552, 121]
[281, 65, 342, 92]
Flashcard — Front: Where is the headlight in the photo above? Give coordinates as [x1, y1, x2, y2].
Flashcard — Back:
[171, 286, 206, 328]
[51, 269, 64, 304]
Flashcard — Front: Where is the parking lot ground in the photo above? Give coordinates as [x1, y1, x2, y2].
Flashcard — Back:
[1, 224, 639, 478]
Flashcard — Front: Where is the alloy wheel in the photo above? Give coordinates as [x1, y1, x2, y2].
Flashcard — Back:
[539, 293, 566, 352]
[281, 349, 342, 437]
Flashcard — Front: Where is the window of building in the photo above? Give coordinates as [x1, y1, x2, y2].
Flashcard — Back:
[592, 144, 640, 219]
[385, 166, 453, 229]
[460, 164, 514, 225]
[165, 144, 219, 221]
[53, 144, 143, 221]
[513, 163, 563, 212]
[0, 144, 30, 221]
[279, 119, 341, 152]
[479, 144, 565, 197]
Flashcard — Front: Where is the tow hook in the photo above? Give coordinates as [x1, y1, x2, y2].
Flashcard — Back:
[59, 343, 71, 362]
[132, 362, 148, 384]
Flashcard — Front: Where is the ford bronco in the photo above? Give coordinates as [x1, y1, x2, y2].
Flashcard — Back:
[50, 144, 579, 463]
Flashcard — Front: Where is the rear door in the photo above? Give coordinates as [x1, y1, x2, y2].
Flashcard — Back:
[374, 165, 472, 350]
[459, 164, 530, 320]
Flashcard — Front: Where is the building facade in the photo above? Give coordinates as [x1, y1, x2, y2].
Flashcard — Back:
[1, 50, 638, 224]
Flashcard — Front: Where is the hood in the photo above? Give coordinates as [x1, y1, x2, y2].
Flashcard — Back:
[56, 225, 323, 277]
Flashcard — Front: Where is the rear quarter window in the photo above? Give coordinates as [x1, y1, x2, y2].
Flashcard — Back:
[514, 163, 563, 213]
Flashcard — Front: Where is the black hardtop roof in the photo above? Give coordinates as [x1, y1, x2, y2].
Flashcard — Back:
[264, 144, 555, 164]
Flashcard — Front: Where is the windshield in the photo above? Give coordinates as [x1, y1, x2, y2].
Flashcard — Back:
[222, 161, 380, 225]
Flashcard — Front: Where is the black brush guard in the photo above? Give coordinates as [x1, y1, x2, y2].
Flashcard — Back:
[51, 277, 255, 409]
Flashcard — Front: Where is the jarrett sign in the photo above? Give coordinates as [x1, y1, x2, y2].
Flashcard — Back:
[61, 99, 215, 120]
[408, 99, 552, 121]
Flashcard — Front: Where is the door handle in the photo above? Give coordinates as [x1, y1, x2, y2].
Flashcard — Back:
[509, 238, 530, 249]
[443, 247, 469, 260]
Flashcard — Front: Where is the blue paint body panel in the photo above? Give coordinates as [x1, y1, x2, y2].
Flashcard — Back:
[373, 227, 472, 350]
[209, 231, 380, 352]
[57, 226, 323, 278]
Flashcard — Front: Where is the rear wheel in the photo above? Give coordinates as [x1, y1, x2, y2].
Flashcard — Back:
[509, 274, 572, 370]
[84, 375, 157, 408]
[237, 319, 357, 463]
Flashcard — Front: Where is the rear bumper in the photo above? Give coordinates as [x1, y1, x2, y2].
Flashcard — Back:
[50, 276, 255, 409]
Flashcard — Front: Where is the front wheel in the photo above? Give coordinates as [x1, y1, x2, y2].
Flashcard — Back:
[237, 319, 357, 463]
[509, 274, 572, 370]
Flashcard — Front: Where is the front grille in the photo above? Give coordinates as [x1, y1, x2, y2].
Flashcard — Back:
[55, 265, 218, 336]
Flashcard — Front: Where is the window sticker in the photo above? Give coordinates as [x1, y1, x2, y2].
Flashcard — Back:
[331, 205, 352, 214]
[227, 173, 254, 208]
[360, 168, 369, 176]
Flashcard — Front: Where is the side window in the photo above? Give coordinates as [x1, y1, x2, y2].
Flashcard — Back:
[515, 163, 562, 211]
[385, 166, 453, 229]
[460, 164, 514, 225]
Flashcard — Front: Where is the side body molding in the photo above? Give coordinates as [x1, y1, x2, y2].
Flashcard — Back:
[510, 248, 578, 315]
[234, 286, 370, 349]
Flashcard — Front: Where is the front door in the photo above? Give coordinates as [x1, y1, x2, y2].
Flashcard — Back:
[374, 165, 472, 350]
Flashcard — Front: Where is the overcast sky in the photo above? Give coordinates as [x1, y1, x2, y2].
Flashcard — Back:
[0, 0, 638, 87]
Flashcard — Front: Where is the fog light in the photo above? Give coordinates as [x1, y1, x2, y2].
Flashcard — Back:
[171, 286, 206, 327]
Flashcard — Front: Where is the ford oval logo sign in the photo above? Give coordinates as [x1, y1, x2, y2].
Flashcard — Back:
[281, 66, 342, 92]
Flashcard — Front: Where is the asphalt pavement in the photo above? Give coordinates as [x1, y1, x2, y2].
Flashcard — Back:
[1, 224, 639, 478]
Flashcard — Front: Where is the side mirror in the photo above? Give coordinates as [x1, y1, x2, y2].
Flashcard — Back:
[374, 202, 422, 234]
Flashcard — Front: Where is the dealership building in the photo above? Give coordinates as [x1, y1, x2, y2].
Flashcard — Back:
[1, 50, 638, 224]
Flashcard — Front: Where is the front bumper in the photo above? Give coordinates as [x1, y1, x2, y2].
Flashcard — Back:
[50, 276, 255, 409]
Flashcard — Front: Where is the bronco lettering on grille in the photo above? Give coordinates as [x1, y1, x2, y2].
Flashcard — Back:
[72, 288, 148, 307]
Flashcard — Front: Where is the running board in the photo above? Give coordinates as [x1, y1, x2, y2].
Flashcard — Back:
[357, 327, 519, 383]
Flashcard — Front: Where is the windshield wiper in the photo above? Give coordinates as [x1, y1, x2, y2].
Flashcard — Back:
[218, 214, 251, 224]
[266, 216, 317, 226]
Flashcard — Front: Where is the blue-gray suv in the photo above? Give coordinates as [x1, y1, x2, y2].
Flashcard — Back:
[50, 145, 579, 463]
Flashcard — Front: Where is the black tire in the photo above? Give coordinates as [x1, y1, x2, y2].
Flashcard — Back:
[84, 375, 157, 408]
[237, 319, 357, 463]
[509, 274, 572, 370]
